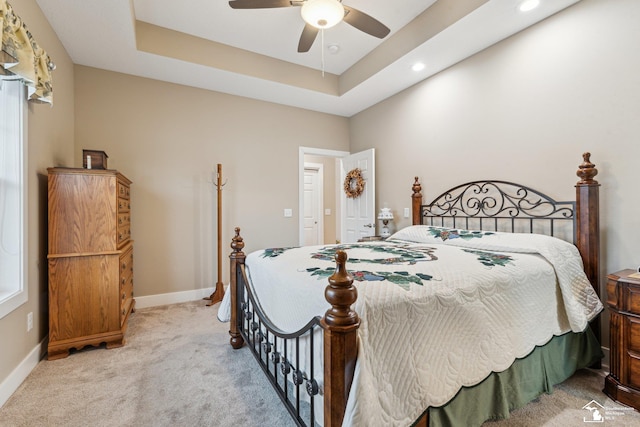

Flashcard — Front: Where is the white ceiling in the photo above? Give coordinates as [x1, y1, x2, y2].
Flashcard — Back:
[36, 0, 580, 117]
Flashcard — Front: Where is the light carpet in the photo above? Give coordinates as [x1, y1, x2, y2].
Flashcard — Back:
[1, 300, 638, 427]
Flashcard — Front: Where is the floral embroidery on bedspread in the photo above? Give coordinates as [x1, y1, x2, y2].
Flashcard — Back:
[260, 244, 514, 290]
[306, 267, 434, 290]
[261, 247, 297, 258]
[261, 243, 439, 264]
[462, 249, 514, 267]
[311, 243, 438, 264]
[427, 226, 495, 241]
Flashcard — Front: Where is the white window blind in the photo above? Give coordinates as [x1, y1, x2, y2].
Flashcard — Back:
[0, 79, 28, 318]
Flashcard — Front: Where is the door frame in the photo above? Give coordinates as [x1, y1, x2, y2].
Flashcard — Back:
[298, 147, 349, 246]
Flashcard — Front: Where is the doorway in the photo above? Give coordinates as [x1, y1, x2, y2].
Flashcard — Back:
[298, 147, 349, 246]
[303, 163, 323, 246]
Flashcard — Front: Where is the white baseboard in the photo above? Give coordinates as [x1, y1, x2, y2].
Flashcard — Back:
[134, 287, 216, 309]
[0, 336, 46, 408]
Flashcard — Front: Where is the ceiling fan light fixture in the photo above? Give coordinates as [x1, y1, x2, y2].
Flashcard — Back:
[301, 0, 345, 29]
[519, 0, 540, 12]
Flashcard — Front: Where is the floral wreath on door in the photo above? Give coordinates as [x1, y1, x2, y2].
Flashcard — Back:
[344, 168, 365, 198]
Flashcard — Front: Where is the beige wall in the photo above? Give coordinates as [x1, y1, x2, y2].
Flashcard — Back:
[74, 66, 350, 298]
[350, 0, 640, 349]
[0, 0, 74, 387]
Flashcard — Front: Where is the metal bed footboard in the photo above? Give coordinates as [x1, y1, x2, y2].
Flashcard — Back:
[235, 261, 323, 427]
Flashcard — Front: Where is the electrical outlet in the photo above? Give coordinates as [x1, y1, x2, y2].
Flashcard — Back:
[404, 207, 410, 218]
[27, 312, 33, 332]
[284, 209, 293, 218]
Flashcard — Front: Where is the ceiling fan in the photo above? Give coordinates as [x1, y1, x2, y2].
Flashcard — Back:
[228, 0, 391, 53]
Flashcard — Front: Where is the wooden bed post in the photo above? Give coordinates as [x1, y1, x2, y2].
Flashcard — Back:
[575, 152, 600, 296]
[575, 152, 601, 345]
[322, 250, 360, 427]
[229, 227, 245, 349]
[412, 176, 422, 225]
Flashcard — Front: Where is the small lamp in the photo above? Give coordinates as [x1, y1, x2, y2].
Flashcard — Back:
[377, 206, 394, 238]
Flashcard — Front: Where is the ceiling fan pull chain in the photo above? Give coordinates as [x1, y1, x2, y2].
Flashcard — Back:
[321, 28, 325, 77]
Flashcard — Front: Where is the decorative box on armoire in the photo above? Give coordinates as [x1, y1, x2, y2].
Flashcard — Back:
[47, 168, 134, 360]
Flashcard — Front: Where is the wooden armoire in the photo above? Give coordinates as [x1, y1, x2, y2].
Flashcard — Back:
[47, 168, 134, 360]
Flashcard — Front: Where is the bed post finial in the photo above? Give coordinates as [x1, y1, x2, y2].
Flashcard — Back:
[577, 152, 599, 184]
[412, 177, 423, 226]
[324, 251, 359, 327]
[322, 250, 360, 427]
[231, 227, 245, 254]
[412, 176, 421, 195]
[229, 227, 246, 350]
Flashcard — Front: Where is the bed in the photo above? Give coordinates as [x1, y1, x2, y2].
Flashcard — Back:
[222, 152, 603, 427]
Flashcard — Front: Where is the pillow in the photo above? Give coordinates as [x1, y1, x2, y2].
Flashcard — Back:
[388, 225, 496, 244]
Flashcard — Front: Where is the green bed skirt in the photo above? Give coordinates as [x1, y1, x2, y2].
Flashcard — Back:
[424, 328, 603, 427]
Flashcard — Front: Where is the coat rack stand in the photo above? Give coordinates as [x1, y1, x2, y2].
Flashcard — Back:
[205, 163, 225, 306]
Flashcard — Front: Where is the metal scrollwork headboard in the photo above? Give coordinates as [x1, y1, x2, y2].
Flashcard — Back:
[421, 180, 576, 243]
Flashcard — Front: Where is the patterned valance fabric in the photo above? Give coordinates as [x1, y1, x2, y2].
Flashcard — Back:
[1, 0, 54, 104]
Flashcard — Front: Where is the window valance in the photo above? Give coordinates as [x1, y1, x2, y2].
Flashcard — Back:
[1, 0, 54, 104]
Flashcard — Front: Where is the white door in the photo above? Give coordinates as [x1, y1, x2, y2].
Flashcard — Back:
[340, 149, 375, 243]
[303, 164, 323, 246]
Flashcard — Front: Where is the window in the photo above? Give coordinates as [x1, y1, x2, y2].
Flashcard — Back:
[0, 79, 28, 319]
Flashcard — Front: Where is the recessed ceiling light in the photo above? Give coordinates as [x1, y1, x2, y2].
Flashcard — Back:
[412, 62, 425, 72]
[519, 0, 540, 12]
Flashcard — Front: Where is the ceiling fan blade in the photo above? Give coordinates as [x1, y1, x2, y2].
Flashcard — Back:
[343, 6, 390, 39]
[228, 0, 292, 9]
[298, 24, 319, 53]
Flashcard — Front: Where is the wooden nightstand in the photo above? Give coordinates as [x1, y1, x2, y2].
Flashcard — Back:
[604, 269, 640, 410]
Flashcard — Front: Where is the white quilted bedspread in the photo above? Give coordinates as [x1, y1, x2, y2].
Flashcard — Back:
[221, 226, 603, 427]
